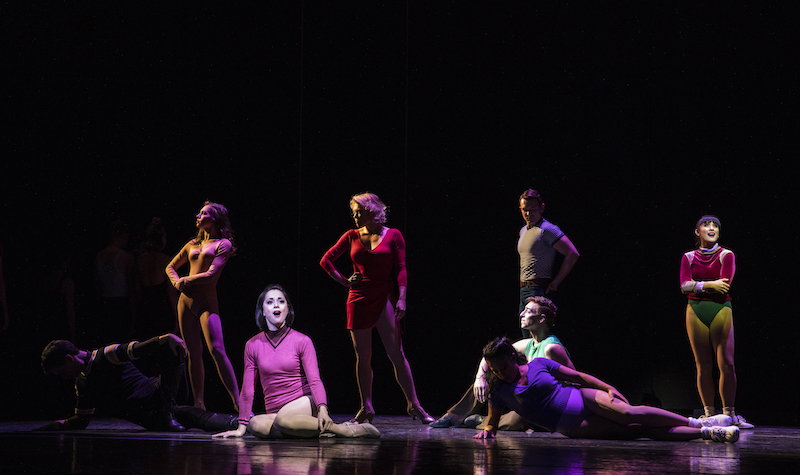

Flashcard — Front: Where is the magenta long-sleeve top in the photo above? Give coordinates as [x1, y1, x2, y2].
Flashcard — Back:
[679, 246, 736, 303]
[238, 329, 327, 424]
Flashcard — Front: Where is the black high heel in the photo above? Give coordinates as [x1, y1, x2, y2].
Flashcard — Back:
[350, 407, 375, 424]
[407, 404, 435, 424]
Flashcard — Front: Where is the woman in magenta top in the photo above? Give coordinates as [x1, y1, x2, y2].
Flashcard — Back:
[213, 284, 379, 439]
[680, 215, 751, 428]
[320, 192, 433, 424]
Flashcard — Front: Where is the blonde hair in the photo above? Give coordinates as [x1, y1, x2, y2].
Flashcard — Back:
[350, 193, 388, 224]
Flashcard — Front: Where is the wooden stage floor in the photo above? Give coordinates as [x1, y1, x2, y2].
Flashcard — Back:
[1, 416, 797, 474]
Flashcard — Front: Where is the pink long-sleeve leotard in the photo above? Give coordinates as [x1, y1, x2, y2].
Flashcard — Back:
[679, 246, 736, 304]
[237, 328, 327, 425]
[320, 228, 408, 329]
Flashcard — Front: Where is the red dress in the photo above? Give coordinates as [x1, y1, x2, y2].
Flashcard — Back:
[320, 228, 408, 329]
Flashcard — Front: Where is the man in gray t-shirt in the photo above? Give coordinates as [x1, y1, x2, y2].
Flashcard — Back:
[517, 189, 579, 336]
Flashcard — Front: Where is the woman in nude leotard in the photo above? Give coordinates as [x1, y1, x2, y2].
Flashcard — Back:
[166, 201, 239, 411]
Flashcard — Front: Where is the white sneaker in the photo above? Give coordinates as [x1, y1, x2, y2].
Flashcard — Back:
[692, 414, 733, 427]
[734, 415, 755, 429]
[701, 425, 740, 443]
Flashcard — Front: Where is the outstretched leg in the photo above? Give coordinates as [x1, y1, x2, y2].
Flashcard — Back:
[574, 387, 702, 441]
[200, 311, 240, 412]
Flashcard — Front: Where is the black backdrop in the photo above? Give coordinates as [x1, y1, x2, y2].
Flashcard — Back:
[2, 3, 797, 425]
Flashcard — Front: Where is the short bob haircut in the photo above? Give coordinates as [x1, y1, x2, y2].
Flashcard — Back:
[523, 295, 558, 328]
[694, 215, 722, 247]
[41, 339, 80, 375]
[350, 192, 388, 224]
[254, 284, 296, 332]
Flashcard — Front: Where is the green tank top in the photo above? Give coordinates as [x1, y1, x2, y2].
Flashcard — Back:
[524, 334, 569, 361]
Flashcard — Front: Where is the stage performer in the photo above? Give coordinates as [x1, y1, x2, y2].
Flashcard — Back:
[431, 296, 574, 429]
[473, 338, 740, 443]
[680, 215, 752, 428]
[166, 201, 239, 412]
[213, 285, 380, 439]
[37, 333, 237, 433]
[320, 192, 433, 424]
[517, 189, 579, 338]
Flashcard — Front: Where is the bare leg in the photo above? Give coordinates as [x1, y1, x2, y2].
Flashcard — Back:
[273, 397, 320, 438]
[569, 414, 702, 441]
[685, 305, 715, 409]
[178, 296, 206, 410]
[709, 307, 736, 408]
[349, 328, 374, 416]
[573, 387, 702, 440]
[248, 414, 281, 438]
[253, 397, 379, 439]
[200, 311, 240, 411]
[375, 299, 421, 407]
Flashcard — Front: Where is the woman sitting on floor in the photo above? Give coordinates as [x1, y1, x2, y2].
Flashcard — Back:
[473, 337, 739, 443]
[213, 284, 379, 439]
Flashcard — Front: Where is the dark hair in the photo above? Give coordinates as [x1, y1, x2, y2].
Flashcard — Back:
[41, 340, 79, 374]
[142, 217, 166, 252]
[694, 215, 721, 248]
[481, 337, 526, 392]
[519, 189, 543, 206]
[193, 201, 237, 255]
[255, 284, 296, 331]
[523, 295, 558, 327]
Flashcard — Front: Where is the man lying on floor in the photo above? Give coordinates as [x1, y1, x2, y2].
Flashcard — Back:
[36, 334, 236, 432]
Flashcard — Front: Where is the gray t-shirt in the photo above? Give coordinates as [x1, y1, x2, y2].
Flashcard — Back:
[518, 219, 565, 281]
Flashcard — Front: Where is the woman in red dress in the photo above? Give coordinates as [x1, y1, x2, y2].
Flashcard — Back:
[320, 193, 432, 424]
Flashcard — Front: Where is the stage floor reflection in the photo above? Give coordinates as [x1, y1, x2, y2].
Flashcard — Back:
[2, 416, 797, 474]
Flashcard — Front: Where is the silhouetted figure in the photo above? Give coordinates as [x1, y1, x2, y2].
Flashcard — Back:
[92, 219, 136, 346]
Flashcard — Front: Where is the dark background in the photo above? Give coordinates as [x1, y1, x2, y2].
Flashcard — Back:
[1, 3, 796, 425]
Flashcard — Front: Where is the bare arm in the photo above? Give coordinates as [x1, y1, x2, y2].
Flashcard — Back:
[473, 405, 501, 439]
[553, 365, 627, 403]
[548, 236, 580, 292]
[543, 344, 575, 370]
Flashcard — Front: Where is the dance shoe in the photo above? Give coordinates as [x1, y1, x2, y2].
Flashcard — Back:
[701, 425, 740, 443]
[341, 421, 381, 438]
[733, 415, 755, 429]
[161, 412, 187, 432]
[407, 404, 435, 424]
[690, 414, 732, 428]
[463, 414, 485, 429]
[429, 415, 454, 428]
[350, 407, 375, 424]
